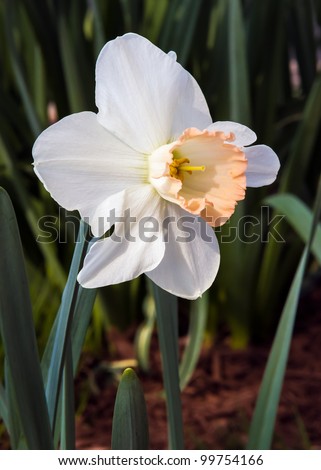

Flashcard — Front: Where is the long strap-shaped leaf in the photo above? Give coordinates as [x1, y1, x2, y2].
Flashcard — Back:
[247, 182, 321, 449]
[111, 368, 149, 450]
[265, 193, 321, 264]
[41, 286, 97, 380]
[179, 293, 209, 391]
[227, 0, 251, 125]
[151, 282, 184, 450]
[0, 188, 53, 449]
[4, 361, 24, 449]
[41, 286, 97, 448]
[135, 289, 156, 372]
[4, 0, 42, 137]
[0, 383, 8, 432]
[45, 220, 89, 432]
[158, 0, 202, 67]
[60, 340, 75, 450]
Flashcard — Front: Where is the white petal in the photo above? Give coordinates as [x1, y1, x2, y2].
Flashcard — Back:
[32, 112, 147, 221]
[89, 188, 129, 237]
[96, 33, 212, 154]
[167, 50, 177, 61]
[245, 145, 280, 187]
[151, 176, 182, 206]
[146, 204, 220, 299]
[208, 121, 257, 147]
[78, 186, 165, 287]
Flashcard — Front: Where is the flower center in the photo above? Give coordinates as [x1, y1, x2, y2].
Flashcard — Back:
[148, 127, 247, 227]
[169, 156, 206, 180]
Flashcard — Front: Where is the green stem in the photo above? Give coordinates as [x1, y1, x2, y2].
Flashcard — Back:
[151, 281, 184, 450]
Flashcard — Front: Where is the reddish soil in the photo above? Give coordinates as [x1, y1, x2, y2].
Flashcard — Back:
[75, 288, 321, 450]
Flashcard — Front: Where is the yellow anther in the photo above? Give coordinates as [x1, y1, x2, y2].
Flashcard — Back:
[169, 157, 189, 177]
[169, 156, 206, 180]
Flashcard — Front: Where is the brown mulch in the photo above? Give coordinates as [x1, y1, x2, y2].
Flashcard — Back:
[75, 288, 321, 450]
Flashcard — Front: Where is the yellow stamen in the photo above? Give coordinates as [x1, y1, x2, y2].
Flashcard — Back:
[179, 165, 205, 173]
[169, 157, 206, 179]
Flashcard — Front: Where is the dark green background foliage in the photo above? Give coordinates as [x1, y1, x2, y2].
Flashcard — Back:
[1, 0, 321, 349]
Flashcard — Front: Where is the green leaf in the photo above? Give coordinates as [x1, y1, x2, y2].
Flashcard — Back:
[45, 220, 89, 432]
[288, 0, 316, 93]
[69, 287, 98, 371]
[158, 0, 202, 66]
[246, 0, 284, 141]
[3, 361, 23, 449]
[151, 281, 184, 450]
[281, 73, 321, 193]
[111, 368, 149, 450]
[254, 73, 321, 319]
[247, 177, 321, 449]
[208, 0, 251, 125]
[4, 0, 42, 137]
[179, 293, 208, 390]
[0, 383, 8, 432]
[21, 0, 69, 115]
[42, 285, 97, 380]
[135, 289, 156, 372]
[226, 0, 251, 125]
[265, 193, 321, 264]
[0, 188, 53, 449]
[41, 283, 97, 448]
[256, 186, 321, 323]
[248, 251, 308, 450]
[0, 134, 67, 292]
[142, 0, 169, 43]
[60, 341, 75, 450]
[91, 0, 107, 55]
[119, 0, 140, 32]
[57, 2, 92, 113]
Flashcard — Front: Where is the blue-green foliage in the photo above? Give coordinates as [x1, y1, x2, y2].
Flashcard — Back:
[1, 0, 321, 450]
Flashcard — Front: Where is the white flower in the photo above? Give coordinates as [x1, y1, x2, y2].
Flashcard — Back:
[32, 33, 280, 299]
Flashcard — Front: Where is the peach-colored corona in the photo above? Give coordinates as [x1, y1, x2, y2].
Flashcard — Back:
[149, 128, 247, 227]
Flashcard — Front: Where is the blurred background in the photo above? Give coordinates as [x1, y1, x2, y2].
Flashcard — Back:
[1, 0, 321, 449]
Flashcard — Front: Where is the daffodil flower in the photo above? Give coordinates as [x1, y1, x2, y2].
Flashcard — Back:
[33, 33, 280, 299]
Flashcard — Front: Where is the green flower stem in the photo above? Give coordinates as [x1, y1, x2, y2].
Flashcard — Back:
[151, 281, 184, 450]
